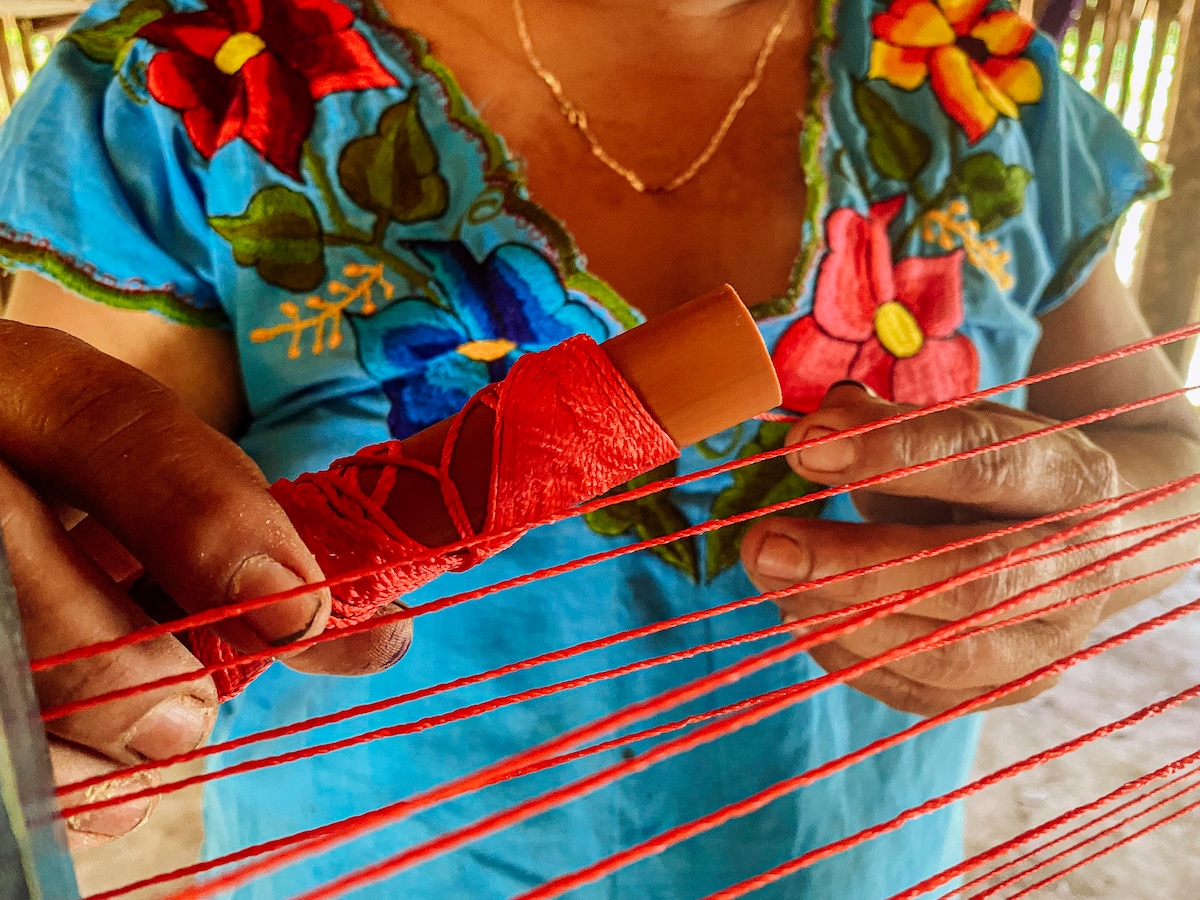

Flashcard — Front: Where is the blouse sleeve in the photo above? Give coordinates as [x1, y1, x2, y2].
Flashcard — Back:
[0, 0, 227, 328]
[1020, 31, 1167, 315]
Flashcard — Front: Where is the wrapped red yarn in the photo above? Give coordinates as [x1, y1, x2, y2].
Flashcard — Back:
[185, 335, 680, 699]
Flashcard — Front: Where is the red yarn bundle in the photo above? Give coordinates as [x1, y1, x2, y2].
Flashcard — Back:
[185, 335, 680, 699]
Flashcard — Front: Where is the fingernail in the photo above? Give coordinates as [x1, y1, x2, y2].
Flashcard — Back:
[66, 772, 158, 839]
[377, 602, 414, 669]
[231, 555, 325, 647]
[125, 694, 213, 761]
[797, 426, 856, 473]
[755, 533, 810, 581]
[829, 379, 880, 399]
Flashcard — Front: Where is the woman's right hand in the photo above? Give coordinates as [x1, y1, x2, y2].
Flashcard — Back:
[0, 319, 405, 847]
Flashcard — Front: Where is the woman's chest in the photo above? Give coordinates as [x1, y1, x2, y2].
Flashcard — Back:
[387, 3, 811, 317]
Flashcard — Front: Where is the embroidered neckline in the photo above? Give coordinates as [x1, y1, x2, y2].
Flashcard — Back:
[358, 0, 837, 325]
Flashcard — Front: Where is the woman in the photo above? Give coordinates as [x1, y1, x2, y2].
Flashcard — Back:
[2, 0, 1197, 895]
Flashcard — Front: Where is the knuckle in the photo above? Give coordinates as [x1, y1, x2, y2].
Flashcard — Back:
[960, 413, 1016, 493]
[901, 640, 979, 688]
[1075, 441, 1122, 501]
[26, 349, 168, 445]
[987, 563, 1032, 611]
[1025, 613, 1088, 664]
[875, 675, 948, 717]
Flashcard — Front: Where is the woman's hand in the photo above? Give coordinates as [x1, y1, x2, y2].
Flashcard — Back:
[740, 382, 1197, 717]
[0, 320, 410, 846]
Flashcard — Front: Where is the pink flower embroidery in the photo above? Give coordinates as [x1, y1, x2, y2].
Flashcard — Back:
[774, 196, 979, 413]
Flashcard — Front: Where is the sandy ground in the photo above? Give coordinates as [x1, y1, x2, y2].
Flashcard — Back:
[72, 573, 1200, 899]
[963, 571, 1200, 898]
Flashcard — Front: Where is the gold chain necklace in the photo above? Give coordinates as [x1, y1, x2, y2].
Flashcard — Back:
[512, 0, 797, 194]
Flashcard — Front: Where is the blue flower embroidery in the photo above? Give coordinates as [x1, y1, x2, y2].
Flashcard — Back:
[349, 241, 615, 438]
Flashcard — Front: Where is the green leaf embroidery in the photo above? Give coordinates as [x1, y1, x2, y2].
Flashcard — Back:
[210, 185, 326, 293]
[956, 152, 1033, 233]
[853, 82, 933, 183]
[704, 422, 823, 582]
[65, 0, 170, 66]
[337, 98, 450, 227]
[694, 424, 745, 461]
[584, 462, 700, 583]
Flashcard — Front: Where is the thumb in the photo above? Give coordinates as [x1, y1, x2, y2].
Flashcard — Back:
[0, 321, 330, 651]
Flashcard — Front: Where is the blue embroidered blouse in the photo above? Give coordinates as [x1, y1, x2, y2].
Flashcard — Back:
[0, 0, 1159, 896]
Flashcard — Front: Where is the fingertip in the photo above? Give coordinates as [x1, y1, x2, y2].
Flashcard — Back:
[372, 609, 415, 672]
[122, 691, 216, 762]
[50, 742, 161, 848]
[65, 778, 160, 848]
[739, 520, 770, 570]
[228, 554, 331, 651]
[827, 380, 881, 401]
[792, 426, 857, 476]
[740, 519, 812, 586]
[286, 601, 413, 676]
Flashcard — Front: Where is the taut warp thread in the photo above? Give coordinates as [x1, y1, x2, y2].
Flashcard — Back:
[49, 322, 1200, 900]
[184, 335, 680, 699]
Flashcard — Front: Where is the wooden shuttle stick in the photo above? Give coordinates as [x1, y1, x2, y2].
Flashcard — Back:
[379, 284, 782, 546]
[119, 285, 782, 697]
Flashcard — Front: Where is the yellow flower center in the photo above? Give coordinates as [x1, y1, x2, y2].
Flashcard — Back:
[214, 32, 266, 76]
[456, 339, 517, 362]
[874, 301, 925, 358]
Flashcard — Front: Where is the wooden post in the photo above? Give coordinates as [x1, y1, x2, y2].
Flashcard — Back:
[1138, 0, 1200, 372]
[0, 537, 80, 900]
[16, 17, 34, 77]
[0, 14, 18, 110]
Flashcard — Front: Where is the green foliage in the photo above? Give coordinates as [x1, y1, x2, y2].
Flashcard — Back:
[338, 98, 450, 227]
[210, 186, 326, 292]
[956, 152, 1033, 232]
[584, 462, 700, 583]
[854, 82, 933, 183]
[65, 0, 170, 66]
[704, 422, 823, 582]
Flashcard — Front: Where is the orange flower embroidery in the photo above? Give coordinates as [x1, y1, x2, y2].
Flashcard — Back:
[869, 0, 1043, 143]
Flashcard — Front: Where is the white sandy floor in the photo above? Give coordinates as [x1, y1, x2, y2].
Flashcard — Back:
[72, 572, 1200, 899]
[963, 570, 1200, 898]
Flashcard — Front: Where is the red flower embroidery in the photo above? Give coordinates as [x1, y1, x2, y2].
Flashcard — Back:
[774, 196, 979, 413]
[138, 0, 398, 178]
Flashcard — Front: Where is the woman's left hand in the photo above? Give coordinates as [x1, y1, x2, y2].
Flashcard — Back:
[740, 381, 1181, 717]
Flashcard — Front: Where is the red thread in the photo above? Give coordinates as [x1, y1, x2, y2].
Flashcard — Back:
[54, 321, 1200, 897]
[62, 486, 1179, 807]
[999, 795, 1200, 899]
[93, 558, 1200, 900]
[184, 334, 678, 697]
[706, 676, 1200, 899]
[512, 541, 1200, 794]
[504, 556, 1200, 900]
[70, 506, 1178, 825]
[964, 775, 1200, 898]
[895, 757, 1200, 898]
[30, 320, 1200, 679]
[162, 497, 1200, 899]
[41, 387, 1196, 723]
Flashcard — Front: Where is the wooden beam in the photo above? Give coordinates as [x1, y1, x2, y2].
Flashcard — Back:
[1138, 0, 1200, 372]
[0, 14, 17, 108]
[0, 2, 87, 16]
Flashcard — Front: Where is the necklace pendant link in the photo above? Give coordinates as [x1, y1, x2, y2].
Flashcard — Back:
[563, 103, 586, 128]
[513, 0, 798, 195]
